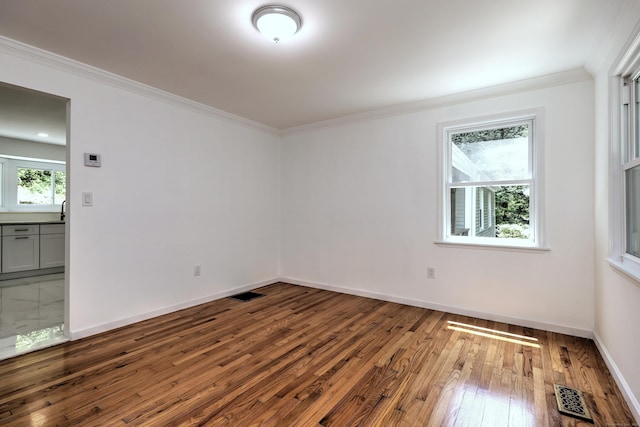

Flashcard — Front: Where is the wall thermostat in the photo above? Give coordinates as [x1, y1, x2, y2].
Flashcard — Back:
[84, 153, 102, 167]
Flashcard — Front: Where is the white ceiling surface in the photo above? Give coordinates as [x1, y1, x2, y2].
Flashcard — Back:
[0, 0, 628, 130]
[0, 84, 67, 145]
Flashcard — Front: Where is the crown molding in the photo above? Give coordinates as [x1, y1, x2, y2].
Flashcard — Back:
[0, 36, 280, 136]
[613, 21, 640, 76]
[0, 35, 595, 137]
[282, 68, 593, 135]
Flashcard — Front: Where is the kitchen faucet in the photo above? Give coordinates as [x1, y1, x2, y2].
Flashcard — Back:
[61, 200, 66, 221]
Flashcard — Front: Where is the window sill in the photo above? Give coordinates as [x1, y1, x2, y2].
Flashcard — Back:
[434, 240, 550, 253]
[607, 258, 640, 287]
[4, 206, 63, 213]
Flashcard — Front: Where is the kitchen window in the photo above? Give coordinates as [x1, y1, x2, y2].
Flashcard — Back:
[0, 157, 66, 212]
[0, 158, 4, 207]
[438, 111, 545, 249]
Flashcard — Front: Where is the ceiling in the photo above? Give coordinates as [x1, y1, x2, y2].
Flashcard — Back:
[0, 0, 630, 131]
[0, 83, 67, 145]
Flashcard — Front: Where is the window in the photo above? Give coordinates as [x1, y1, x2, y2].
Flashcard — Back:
[439, 111, 544, 248]
[16, 167, 66, 206]
[0, 158, 4, 207]
[0, 157, 66, 212]
[608, 30, 640, 281]
[624, 77, 640, 258]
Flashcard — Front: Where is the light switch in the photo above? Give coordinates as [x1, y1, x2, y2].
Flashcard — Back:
[82, 192, 93, 207]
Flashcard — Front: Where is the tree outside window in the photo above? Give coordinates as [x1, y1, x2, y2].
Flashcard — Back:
[17, 167, 66, 206]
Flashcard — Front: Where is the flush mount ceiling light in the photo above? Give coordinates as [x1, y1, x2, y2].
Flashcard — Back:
[252, 5, 302, 43]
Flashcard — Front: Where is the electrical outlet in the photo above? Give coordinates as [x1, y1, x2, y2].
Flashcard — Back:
[194, 265, 201, 276]
[427, 267, 435, 279]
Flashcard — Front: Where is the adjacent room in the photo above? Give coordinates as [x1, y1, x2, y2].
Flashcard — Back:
[0, 0, 639, 425]
[0, 83, 68, 359]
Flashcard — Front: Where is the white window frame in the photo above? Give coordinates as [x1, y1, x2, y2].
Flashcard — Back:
[0, 157, 5, 209]
[609, 30, 640, 283]
[0, 156, 66, 212]
[437, 109, 546, 250]
[479, 189, 485, 230]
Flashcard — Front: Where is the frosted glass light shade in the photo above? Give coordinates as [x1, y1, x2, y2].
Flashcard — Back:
[252, 5, 301, 43]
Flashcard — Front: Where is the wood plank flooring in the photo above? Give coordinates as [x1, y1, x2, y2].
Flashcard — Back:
[0, 282, 635, 426]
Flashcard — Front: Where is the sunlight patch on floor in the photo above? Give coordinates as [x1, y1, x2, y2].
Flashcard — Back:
[447, 320, 540, 348]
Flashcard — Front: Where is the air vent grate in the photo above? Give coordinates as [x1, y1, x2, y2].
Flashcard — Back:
[229, 291, 265, 302]
[554, 384, 593, 423]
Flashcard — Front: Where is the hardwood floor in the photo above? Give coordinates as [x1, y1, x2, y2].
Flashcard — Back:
[0, 282, 635, 426]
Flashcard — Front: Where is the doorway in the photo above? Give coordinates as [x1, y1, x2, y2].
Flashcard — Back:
[0, 82, 69, 360]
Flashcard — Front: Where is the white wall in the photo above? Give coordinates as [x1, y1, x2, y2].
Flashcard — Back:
[281, 79, 595, 336]
[0, 136, 66, 162]
[593, 4, 640, 417]
[0, 40, 281, 337]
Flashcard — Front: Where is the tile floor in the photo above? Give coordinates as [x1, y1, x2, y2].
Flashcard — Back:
[0, 273, 68, 361]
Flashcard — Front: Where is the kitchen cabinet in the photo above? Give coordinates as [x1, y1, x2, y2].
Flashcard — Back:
[1, 224, 40, 273]
[40, 224, 65, 268]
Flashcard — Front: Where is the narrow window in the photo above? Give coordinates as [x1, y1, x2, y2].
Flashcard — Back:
[54, 170, 66, 204]
[624, 76, 640, 258]
[608, 30, 640, 280]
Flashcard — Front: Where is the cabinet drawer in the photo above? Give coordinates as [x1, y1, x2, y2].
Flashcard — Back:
[2, 224, 39, 236]
[40, 224, 65, 235]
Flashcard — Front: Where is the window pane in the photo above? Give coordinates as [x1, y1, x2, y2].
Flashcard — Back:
[450, 187, 470, 236]
[451, 124, 529, 182]
[635, 77, 640, 158]
[451, 184, 530, 239]
[626, 165, 640, 257]
[54, 170, 66, 204]
[495, 185, 530, 239]
[17, 168, 52, 205]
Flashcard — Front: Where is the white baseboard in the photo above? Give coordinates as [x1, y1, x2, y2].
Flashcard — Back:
[280, 277, 593, 339]
[69, 277, 281, 340]
[593, 332, 640, 423]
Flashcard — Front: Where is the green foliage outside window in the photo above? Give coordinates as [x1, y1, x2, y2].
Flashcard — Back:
[54, 171, 66, 202]
[451, 125, 528, 144]
[17, 167, 66, 205]
[495, 185, 530, 238]
[495, 185, 529, 224]
[18, 169, 51, 194]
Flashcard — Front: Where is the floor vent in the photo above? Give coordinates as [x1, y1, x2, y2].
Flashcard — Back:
[554, 384, 593, 423]
[229, 291, 265, 302]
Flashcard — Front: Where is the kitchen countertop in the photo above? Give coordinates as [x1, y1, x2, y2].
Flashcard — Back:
[0, 221, 65, 225]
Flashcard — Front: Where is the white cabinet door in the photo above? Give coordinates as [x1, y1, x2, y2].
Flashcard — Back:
[1, 235, 40, 273]
[40, 233, 65, 268]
